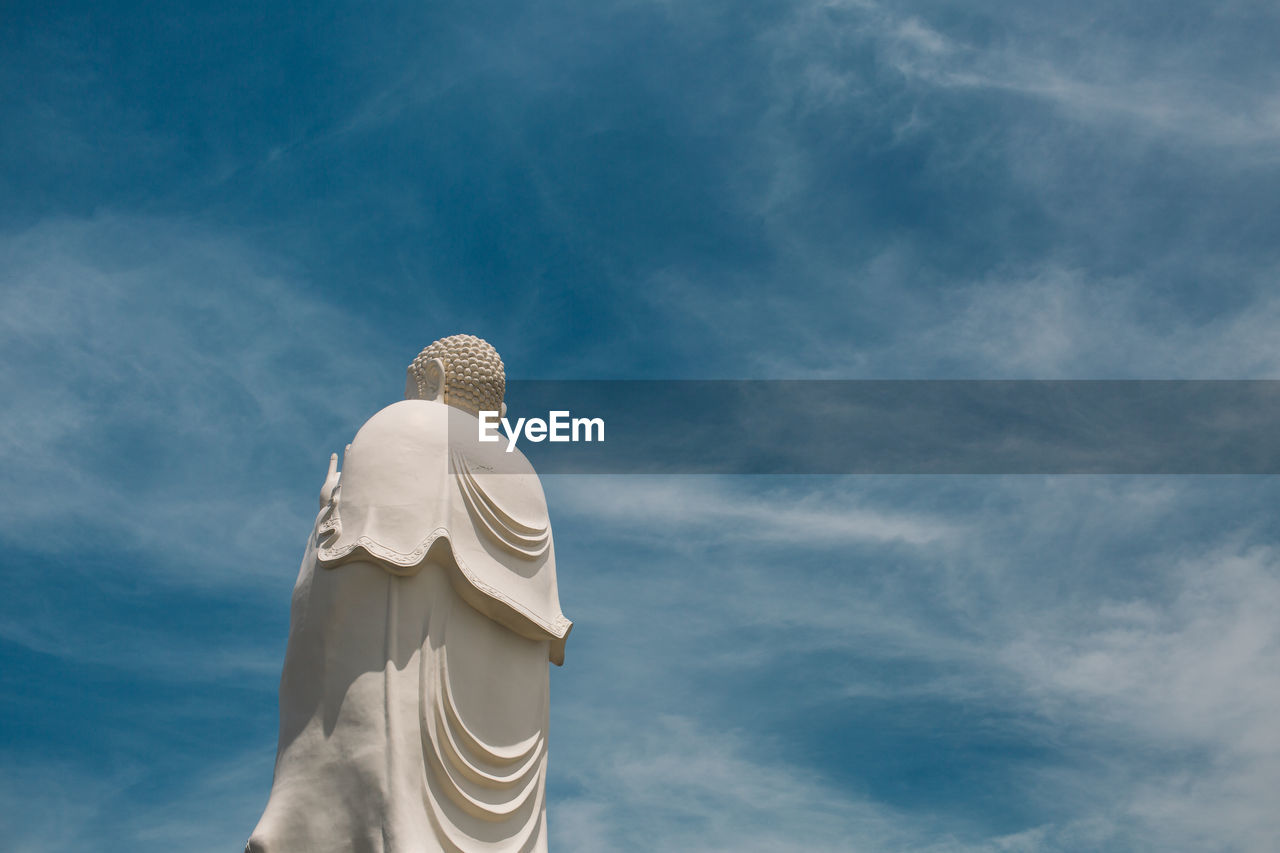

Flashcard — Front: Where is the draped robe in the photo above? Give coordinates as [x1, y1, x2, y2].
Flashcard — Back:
[248, 399, 571, 853]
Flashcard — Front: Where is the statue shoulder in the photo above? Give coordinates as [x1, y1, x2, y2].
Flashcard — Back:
[350, 400, 539, 477]
[334, 399, 549, 542]
[353, 398, 448, 446]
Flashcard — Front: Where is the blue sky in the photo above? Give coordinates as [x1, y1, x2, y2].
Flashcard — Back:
[3, 1, 1280, 851]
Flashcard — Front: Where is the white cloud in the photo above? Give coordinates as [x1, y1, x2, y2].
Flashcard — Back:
[549, 708, 1166, 853]
[547, 475, 1280, 850]
[633, 1, 1280, 382]
[941, 265, 1280, 378]
[551, 712, 1091, 853]
[774, 0, 1280, 153]
[999, 542, 1280, 852]
[0, 214, 391, 585]
[547, 475, 957, 546]
[0, 750, 274, 853]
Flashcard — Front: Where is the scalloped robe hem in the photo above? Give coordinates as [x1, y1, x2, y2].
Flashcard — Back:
[246, 546, 551, 853]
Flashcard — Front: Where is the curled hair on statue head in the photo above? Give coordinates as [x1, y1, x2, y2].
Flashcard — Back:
[406, 334, 506, 418]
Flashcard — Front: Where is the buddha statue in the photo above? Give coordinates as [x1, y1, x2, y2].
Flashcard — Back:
[248, 334, 572, 853]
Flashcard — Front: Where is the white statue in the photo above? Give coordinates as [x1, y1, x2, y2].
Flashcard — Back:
[248, 335, 572, 853]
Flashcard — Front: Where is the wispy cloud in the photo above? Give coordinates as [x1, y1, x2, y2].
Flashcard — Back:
[620, 1, 1280, 380]
[5, 3, 1279, 851]
[770, 1, 1280, 153]
[548, 476, 957, 546]
[999, 542, 1280, 851]
[0, 750, 274, 853]
[552, 710, 1134, 853]
[546, 475, 1280, 850]
[0, 214, 392, 585]
[930, 264, 1280, 378]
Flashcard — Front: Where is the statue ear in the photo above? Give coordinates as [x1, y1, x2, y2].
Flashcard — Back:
[501, 401, 507, 418]
[406, 357, 447, 401]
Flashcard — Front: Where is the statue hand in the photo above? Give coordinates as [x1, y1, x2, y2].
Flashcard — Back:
[319, 452, 340, 508]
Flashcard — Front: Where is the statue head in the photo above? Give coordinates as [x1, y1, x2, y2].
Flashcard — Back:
[406, 334, 506, 418]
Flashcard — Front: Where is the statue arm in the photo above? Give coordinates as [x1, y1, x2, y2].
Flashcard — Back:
[319, 451, 341, 509]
